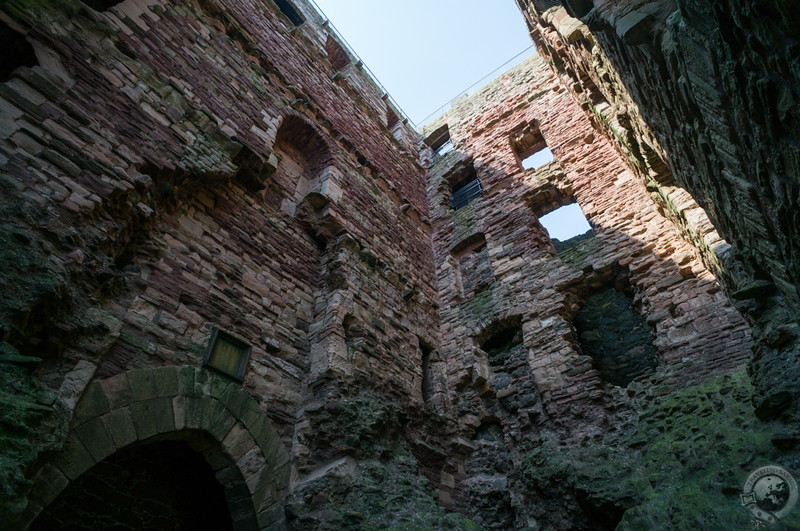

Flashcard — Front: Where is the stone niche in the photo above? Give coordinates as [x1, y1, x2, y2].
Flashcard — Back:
[572, 285, 657, 387]
[478, 318, 541, 414]
[451, 233, 494, 298]
[0, 19, 38, 83]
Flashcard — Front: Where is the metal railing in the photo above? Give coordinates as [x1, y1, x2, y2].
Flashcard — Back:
[451, 178, 483, 210]
[305, 0, 416, 127]
[418, 45, 535, 127]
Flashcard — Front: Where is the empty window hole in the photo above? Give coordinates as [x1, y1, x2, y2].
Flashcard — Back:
[521, 146, 554, 170]
[274, 0, 304, 26]
[539, 203, 592, 241]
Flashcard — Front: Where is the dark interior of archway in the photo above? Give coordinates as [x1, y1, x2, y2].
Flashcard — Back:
[32, 440, 233, 530]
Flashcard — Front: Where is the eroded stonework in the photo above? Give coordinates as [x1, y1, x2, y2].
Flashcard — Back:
[0, 0, 797, 529]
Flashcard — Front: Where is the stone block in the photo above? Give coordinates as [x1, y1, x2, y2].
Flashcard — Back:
[72, 380, 110, 424]
[238, 446, 267, 493]
[182, 396, 207, 430]
[222, 421, 258, 462]
[615, 9, 655, 45]
[220, 384, 252, 416]
[256, 504, 286, 529]
[203, 398, 236, 441]
[176, 365, 197, 396]
[129, 399, 161, 440]
[150, 397, 176, 434]
[54, 434, 96, 481]
[100, 406, 138, 450]
[127, 369, 157, 401]
[153, 365, 179, 397]
[28, 462, 69, 507]
[100, 373, 135, 409]
[74, 416, 116, 463]
[172, 395, 189, 430]
[208, 371, 233, 399]
[252, 476, 280, 512]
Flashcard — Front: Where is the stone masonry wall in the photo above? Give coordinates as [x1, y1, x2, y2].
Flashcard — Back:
[517, 0, 800, 422]
[424, 54, 753, 527]
[0, 0, 440, 525]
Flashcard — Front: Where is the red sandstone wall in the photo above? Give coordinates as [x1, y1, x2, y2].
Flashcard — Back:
[425, 55, 753, 518]
[0, 0, 436, 467]
[517, 0, 800, 421]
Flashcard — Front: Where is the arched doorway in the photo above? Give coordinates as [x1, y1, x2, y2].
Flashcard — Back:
[32, 438, 234, 530]
[22, 366, 290, 530]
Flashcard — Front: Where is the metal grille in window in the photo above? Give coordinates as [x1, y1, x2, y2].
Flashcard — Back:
[532, 0, 562, 11]
[451, 178, 482, 210]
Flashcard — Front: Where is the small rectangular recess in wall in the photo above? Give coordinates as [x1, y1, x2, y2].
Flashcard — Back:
[203, 327, 251, 381]
[274, 0, 304, 26]
[325, 35, 351, 71]
[0, 21, 38, 83]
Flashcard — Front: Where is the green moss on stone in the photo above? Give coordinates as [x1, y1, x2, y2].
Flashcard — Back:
[288, 447, 483, 530]
[521, 371, 797, 528]
[0, 343, 50, 526]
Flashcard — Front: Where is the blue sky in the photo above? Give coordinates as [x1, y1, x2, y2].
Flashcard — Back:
[310, 0, 534, 126]
[308, 2, 589, 241]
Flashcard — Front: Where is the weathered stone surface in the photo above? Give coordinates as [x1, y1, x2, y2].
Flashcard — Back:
[519, 0, 800, 422]
[423, 52, 754, 528]
[1, 0, 795, 529]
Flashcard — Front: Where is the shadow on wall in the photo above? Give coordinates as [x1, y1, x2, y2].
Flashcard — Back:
[425, 129, 756, 529]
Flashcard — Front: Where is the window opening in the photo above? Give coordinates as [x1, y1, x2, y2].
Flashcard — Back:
[424, 124, 452, 158]
[512, 122, 555, 171]
[386, 105, 400, 129]
[450, 166, 482, 210]
[0, 21, 37, 83]
[539, 202, 592, 241]
[203, 327, 251, 381]
[420, 342, 433, 404]
[452, 233, 493, 295]
[274, 0, 304, 26]
[573, 287, 657, 387]
[271, 115, 333, 214]
[520, 146, 554, 170]
[435, 138, 453, 157]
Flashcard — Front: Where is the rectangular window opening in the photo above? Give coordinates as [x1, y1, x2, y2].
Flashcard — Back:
[425, 124, 452, 158]
[521, 146, 554, 170]
[512, 123, 556, 171]
[435, 138, 453, 157]
[451, 174, 482, 210]
[539, 202, 592, 242]
[274, 0, 304, 26]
